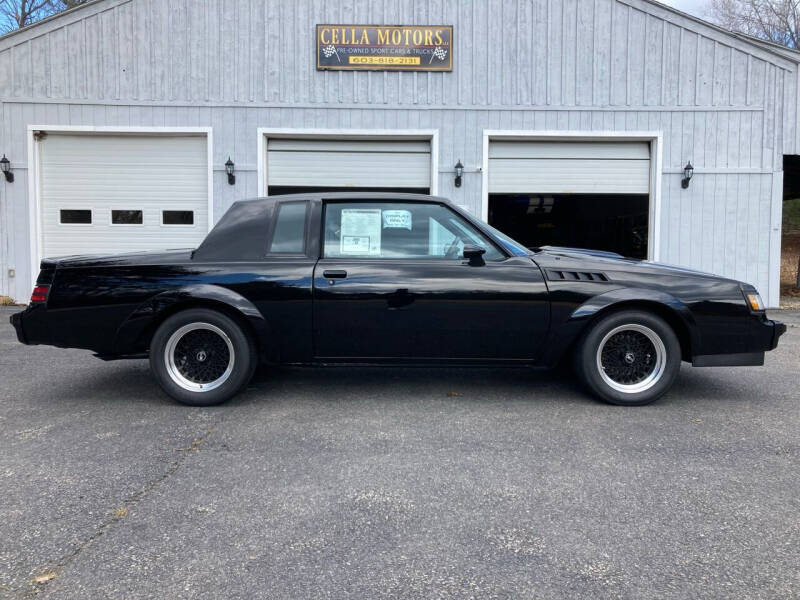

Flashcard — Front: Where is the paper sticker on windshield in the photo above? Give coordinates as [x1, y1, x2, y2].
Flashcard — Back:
[340, 208, 381, 255]
[382, 209, 412, 230]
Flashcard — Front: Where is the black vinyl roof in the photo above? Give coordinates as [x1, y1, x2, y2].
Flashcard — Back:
[242, 191, 452, 205]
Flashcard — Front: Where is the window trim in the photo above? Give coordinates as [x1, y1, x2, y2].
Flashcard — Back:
[320, 199, 508, 261]
[266, 200, 311, 256]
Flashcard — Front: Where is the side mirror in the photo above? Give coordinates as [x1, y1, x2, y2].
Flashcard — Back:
[462, 244, 486, 266]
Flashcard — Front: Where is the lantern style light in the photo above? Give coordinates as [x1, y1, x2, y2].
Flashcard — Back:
[0, 155, 13, 183]
[225, 157, 235, 185]
[681, 161, 694, 189]
[454, 160, 464, 188]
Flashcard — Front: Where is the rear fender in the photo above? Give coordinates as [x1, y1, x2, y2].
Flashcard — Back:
[113, 284, 270, 360]
[540, 287, 698, 367]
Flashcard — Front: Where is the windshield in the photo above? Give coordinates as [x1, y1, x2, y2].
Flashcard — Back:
[480, 222, 532, 256]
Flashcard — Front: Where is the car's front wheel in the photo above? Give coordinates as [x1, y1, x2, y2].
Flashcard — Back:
[149, 308, 256, 406]
[573, 310, 681, 406]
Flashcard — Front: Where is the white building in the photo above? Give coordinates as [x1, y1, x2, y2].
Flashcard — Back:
[1, 0, 798, 306]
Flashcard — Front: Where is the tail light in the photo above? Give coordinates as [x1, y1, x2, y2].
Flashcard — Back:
[30, 285, 50, 304]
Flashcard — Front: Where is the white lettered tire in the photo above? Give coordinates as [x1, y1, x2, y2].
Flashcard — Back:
[149, 308, 256, 406]
[573, 310, 681, 406]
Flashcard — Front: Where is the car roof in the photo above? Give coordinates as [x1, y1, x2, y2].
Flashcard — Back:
[239, 192, 453, 205]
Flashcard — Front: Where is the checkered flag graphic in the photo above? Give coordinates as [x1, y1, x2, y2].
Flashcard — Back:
[322, 44, 341, 63]
[429, 46, 447, 64]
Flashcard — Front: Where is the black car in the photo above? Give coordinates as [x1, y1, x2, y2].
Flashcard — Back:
[10, 193, 785, 407]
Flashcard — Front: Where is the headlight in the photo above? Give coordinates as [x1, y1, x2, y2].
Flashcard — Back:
[743, 290, 765, 311]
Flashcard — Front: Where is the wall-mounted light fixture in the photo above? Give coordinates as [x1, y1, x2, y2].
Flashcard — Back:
[225, 157, 235, 185]
[681, 161, 694, 189]
[454, 160, 464, 188]
[0, 155, 13, 183]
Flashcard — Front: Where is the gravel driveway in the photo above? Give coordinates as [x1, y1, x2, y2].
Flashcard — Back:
[1, 307, 799, 599]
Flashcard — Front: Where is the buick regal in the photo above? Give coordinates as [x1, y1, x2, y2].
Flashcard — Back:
[10, 193, 786, 406]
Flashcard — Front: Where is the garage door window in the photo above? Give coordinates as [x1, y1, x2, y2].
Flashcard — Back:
[59, 209, 92, 224]
[111, 210, 143, 225]
[162, 210, 194, 225]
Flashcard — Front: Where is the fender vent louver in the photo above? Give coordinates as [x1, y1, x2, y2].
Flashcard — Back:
[546, 270, 609, 282]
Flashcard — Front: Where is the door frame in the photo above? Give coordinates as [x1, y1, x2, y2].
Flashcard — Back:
[256, 128, 439, 197]
[481, 130, 664, 261]
[26, 125, 213, 294]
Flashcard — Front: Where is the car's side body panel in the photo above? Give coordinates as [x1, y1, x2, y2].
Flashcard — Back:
[312, 256, 549, 361]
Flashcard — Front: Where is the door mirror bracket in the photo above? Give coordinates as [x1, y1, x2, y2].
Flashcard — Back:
[462, 244, 487, 266]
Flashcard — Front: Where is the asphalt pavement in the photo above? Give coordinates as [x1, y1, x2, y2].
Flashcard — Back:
[1, 307, 799, 600]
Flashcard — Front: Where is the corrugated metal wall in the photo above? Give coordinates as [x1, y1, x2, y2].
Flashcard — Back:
[0, 0, 796, 305]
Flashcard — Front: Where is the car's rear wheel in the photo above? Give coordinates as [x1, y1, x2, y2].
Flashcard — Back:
[573, 310, 681, 406]
[149, 308, 256, 406]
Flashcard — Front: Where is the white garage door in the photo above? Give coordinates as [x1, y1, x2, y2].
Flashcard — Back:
[488, 140, 651, 194]
[39, 133, 209, 258]
[266, 138, 431, 189]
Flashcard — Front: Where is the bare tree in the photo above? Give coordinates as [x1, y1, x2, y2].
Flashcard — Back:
[1, 0, 55, 33]
[709, 0, 800, 48]
[0, 0, 88, 34]
[57, 0, 89, 9]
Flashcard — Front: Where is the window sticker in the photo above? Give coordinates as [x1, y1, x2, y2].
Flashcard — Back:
[382, 209, 412, 230]
[340, 208, 382, 255]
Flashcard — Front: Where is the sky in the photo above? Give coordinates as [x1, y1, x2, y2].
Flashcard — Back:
[656, 0, 710, 19]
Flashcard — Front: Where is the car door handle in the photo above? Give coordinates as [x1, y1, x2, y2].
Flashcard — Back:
[322, 270, 348, 279]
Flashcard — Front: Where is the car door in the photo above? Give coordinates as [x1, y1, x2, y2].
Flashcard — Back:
[312, 199, 549, 361]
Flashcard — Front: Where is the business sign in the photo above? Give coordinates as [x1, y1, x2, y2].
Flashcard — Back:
[316, 25, 453, 71]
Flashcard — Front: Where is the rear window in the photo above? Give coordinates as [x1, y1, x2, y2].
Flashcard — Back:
[269, 202, 308, 254]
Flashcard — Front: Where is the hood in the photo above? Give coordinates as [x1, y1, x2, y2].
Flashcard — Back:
[533, 246, 738, 283]
[41, 248, 195, 269]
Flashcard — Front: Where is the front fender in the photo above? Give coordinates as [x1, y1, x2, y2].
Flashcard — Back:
[540, 287, 698, 367]
[569, 287, 696, 325]
[112, 284, 269, 358]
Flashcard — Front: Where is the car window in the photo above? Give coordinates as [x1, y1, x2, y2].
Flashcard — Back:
[269, 202, 307, 254]
[323, 201, 504, 261]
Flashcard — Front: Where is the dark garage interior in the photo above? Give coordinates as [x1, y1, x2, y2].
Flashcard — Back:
[488, 194, 650, 259]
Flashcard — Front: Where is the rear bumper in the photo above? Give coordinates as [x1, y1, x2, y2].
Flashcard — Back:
[9, 305, 50, 346]
[692, 318, 786, 367]
[9, 310, 26, 344]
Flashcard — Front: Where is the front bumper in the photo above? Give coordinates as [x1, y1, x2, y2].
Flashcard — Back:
[692, 318, 786, 367]
[769, 320, 787, 350]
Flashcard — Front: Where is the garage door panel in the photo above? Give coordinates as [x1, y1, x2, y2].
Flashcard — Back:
[489, 141, 650, 160]
[488, 158, 651, 194]
[40, 134, 209, 258]
[268, 139, 431, 153]
[267, 138, 431, 189]
[488, 140, 651, 195]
